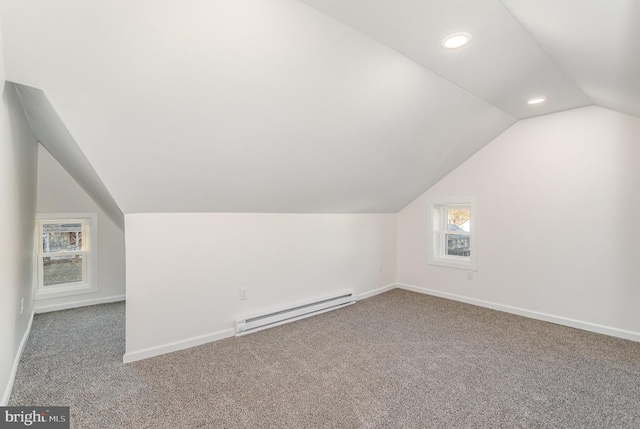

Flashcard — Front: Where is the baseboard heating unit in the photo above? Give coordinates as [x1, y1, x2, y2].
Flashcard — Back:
[234, 291, 355, 336]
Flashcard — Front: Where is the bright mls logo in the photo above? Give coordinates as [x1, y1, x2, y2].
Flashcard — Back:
[0, 407, 69, 428]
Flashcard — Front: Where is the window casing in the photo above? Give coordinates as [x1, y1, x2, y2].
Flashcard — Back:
[427, 197, 477, 271]
[35, 213, 98, 300]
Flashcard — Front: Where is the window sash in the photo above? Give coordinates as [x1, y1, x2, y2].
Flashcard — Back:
[39, 251, 88, 287]
[438, 205, 471, 260]
[35, 214, 97, 297]
[39, 220, 88, 255]
[428, 198, 476, 271]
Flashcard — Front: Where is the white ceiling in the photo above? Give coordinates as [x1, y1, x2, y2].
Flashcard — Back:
[0, 0, 637, 214]
[500, 0, 640, 117]
[299, 0, 640, 119]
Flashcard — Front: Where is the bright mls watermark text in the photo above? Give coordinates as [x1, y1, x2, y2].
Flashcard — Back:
[0, 407, 69, 428]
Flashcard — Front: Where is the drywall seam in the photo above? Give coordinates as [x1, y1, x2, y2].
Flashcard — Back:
[397, 283, 640, 343]
[1, 312, 34, 406]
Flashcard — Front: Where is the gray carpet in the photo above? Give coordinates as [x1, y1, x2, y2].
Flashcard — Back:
[9, 289, 640, 428]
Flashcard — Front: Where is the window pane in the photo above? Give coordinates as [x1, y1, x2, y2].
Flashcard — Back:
[43, 254, 83, 286]
[429, 199, 476, 270]
[446, 233, 470, 257]
[447, 208, 470, 232]
[42, 223, 83, 253]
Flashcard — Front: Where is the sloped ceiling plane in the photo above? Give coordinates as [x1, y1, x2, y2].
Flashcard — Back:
[1, 0, 638, 214]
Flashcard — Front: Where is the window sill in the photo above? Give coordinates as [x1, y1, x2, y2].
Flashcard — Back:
[35, 282, 98, 301]
[428, 257, 477, 271]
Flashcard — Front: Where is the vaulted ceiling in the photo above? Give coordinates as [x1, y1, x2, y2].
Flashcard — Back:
[1, 0, 638, 214]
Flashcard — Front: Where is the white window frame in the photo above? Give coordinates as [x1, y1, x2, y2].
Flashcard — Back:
[427, 197, 477, 271]
[35, 212, 98, 300]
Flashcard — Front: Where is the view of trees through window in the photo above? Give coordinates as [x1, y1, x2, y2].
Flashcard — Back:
[447, 209, 470, 231]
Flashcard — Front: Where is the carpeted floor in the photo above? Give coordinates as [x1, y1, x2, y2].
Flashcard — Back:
[9, 289, 640, 428]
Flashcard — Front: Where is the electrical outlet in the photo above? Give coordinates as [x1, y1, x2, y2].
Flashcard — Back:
[378, 261, 383, 272]
[467, 272, 474, 280]
[240, 288, 248, 300]
[20, 298, 24, 315]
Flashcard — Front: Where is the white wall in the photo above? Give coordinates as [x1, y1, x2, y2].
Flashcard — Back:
[125, 213, 396, 361]
[0, 49, 39, 402]
[397, 106, 640, 340]
[35, 144, 125, 312]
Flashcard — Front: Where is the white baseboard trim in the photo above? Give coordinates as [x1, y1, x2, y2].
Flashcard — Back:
[1, 312, 34, 406]
[34, 295, 125, 314]
[356, 283, 397, 301]
[124, 286, 396, 364]
[397, 283, 640, 343]
[123, 328, 235, 364]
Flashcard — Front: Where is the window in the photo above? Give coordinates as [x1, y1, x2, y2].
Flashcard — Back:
[428, 197, 477, 270]
[35, 213, 98, 299]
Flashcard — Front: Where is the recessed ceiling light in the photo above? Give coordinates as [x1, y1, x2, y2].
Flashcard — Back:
[441, 32, 472, 50]
[527, 97, 546, 105]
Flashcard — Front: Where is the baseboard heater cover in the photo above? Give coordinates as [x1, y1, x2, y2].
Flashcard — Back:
[234, 291, 355, 336]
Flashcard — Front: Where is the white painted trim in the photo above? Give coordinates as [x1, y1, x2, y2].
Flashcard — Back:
[1, 313, 34, 406]
[397, 283, 640, 343]
[356, 283, 397, 301]
[427, 197, 477, 271]
[124, 286, 398, 364]
[34, 295, 125, 314]
[124, 281, 639, 364]
[123, 328, 235, 364]
[35, 213, 99, 300]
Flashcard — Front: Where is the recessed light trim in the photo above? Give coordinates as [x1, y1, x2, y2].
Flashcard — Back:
[527, 97, 546, 105]
[441, 32, 472, 50]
